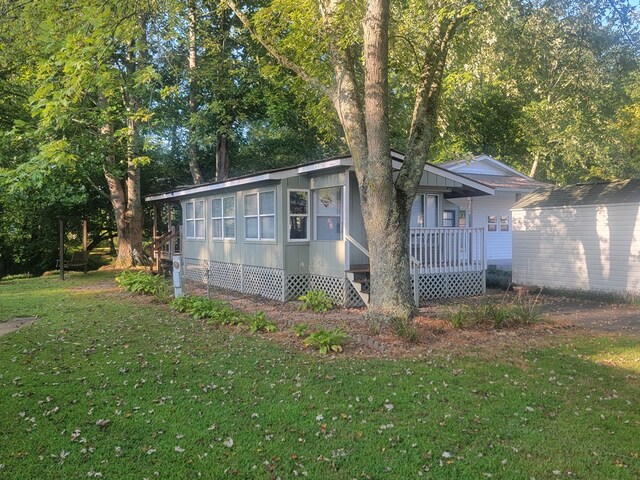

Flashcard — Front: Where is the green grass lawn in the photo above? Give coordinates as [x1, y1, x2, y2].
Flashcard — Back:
[1, 272, 639, 479]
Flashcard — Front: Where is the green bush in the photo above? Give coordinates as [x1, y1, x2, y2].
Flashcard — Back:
[298, 290, 334, 313]
[247, 312, 277, 333]
[115, 270, 170, 301]
[303, 327, 348, 354]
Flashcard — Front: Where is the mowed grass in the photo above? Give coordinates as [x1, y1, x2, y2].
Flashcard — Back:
[0, 273, 639, 479]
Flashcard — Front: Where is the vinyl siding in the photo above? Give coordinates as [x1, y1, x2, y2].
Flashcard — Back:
[512, 203, 640, 294]
[448, 191, 518, 263]
[180, 183, 284, 269]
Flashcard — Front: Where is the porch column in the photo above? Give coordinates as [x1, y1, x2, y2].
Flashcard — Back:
[152, 204, 158, 273]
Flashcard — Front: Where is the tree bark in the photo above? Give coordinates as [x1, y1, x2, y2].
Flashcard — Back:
[188, 0, 205, 185]
[228, 0, 472, 322]
[216, 132, 229, 181]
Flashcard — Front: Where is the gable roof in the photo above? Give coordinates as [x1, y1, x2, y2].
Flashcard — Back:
[512, 179, 640, 210]
[439, 155, 548, 191]
[145, 150, 494, 203]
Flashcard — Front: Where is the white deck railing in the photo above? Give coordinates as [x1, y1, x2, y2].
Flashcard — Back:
[409, 227, 485, 274]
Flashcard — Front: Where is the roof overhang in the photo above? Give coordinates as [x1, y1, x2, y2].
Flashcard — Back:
[145, 152, 493, 202]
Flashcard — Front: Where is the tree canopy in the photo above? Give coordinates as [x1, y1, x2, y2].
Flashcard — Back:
[0, 0, 638, 279]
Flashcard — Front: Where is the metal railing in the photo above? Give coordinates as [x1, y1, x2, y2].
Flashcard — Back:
[409, 227, 485, 274]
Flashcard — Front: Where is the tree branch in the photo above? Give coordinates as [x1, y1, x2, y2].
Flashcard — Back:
[396, 10, 473, 201]
[84, 173, 111, 200]
[225, 0, 335, 101]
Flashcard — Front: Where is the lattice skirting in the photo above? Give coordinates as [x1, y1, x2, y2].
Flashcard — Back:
[183, 258, 285, 301]
[183, 258, 209, 284]
[209, 261, 242, 292]
[414, 271, 485, 304]
[285, 274, 365, 307]
[285, 275, 309, 301]
[243, 265, 284, 301]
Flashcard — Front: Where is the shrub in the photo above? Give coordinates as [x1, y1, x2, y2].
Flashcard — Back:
[247, 312, 277, 333]
[292, 323, 310, 337]
[303, 327, 348, 354]
[298, 290, 334, 313]
[116, 270, 170, 301]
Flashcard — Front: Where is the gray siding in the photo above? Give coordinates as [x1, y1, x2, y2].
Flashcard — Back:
[180, 182, 284, 269]
[512, 203, 640, 294]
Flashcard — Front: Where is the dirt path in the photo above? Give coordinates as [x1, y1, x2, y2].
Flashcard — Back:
[0, 317, 39, 337]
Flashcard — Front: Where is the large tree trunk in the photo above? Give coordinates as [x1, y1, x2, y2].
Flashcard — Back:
[228, 0, 470, 323]
[216, 132, 229, 181]
[188, 1, 205, 184]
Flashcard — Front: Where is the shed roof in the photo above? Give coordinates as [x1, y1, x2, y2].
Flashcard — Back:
[512, 179, 640, 210]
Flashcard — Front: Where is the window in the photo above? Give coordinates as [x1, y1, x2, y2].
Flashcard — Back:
[488, 215, 509, 232]
[410, 194, 439, 227]
[288, 190, 309, 241]
[244, 191, 275, 240]
[442, 210, 455, 227]
[185, 200, 205, 239]
[500, 215, 510, 232]
[315, 187, 342, 240]
[212, 196, 235, 239]
[487, 215, 497, 232]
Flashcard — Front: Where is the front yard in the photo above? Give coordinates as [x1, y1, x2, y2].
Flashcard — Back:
[0, 272, 639, 478]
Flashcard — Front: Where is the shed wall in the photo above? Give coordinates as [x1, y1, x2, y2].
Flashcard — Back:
[512, 203, 640, 294]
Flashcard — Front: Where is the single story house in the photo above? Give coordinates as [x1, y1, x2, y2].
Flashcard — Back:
[146, 151, 494, 307]
[440, 155, 548, 268]
[511, 179, 640, 295]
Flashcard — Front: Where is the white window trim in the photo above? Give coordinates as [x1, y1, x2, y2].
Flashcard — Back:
[211, 196, 236, 240]
[244, 190, 276, 241]
[185, 199, 205, 240]
[287, 189, 310, 242]
[314, 186, 343, 241]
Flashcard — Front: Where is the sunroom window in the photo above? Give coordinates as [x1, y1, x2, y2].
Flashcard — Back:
[212, 196, 235, 239]
[185, 199, 205, 239]
[244, 191, 275, 240]
[314, 187, 342, 240]
[288, 190, 309, 241]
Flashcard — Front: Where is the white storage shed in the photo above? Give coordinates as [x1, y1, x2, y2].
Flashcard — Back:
[511, 179, 640, 295]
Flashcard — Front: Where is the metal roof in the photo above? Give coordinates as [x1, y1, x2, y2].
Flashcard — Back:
[512, 179, 640, 210]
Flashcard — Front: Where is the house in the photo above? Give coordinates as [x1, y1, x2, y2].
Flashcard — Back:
[145, 151, 494, 307]
[439, 155, 548, 268]
[511, 179, 640, 295]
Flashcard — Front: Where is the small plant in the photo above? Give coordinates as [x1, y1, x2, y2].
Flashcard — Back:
[509, 295, 544, 325]
[445, 305, 471, 329]
[303, 327, 348, 354]
[116, 270, 170, 301]
[247, 311, 277, 333]
[391, 317, 418, 342]
[292, 323, 310, 337]
[170, 295, 244, 324]
[298, 290, 334, 313]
